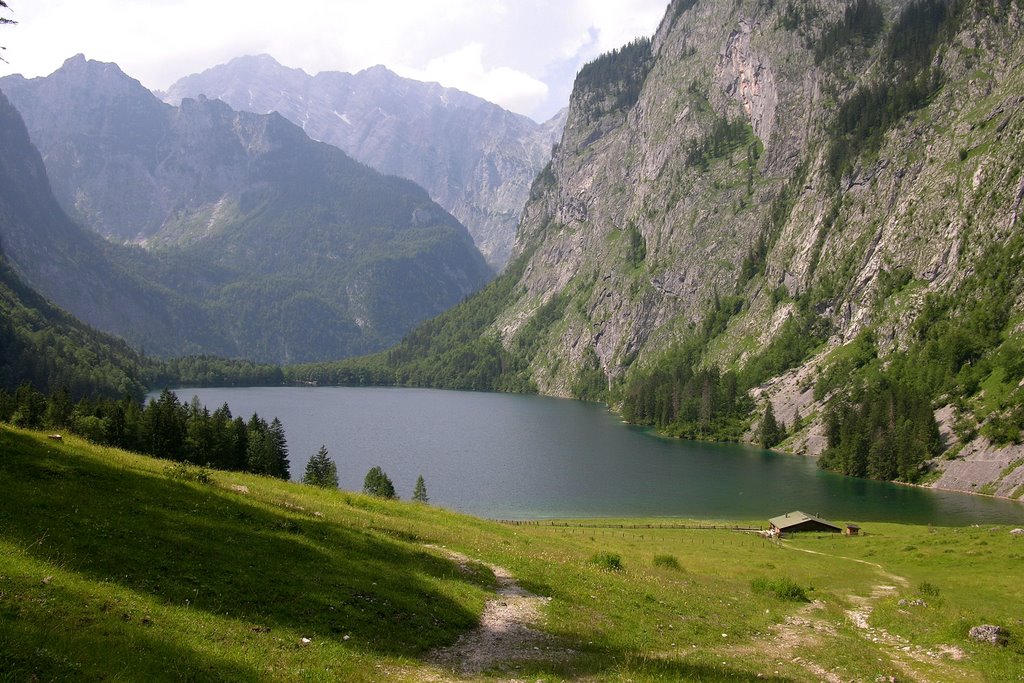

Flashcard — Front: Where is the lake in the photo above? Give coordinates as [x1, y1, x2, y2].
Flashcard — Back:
[159, 386, 1024, 524]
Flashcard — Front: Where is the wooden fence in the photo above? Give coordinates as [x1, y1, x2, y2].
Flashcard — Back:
[498, 520, 764, 532]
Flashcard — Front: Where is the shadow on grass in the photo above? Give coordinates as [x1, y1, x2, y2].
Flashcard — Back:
[0, 578, 262, 682]
[0, 430, 479, 658]
[502, 649, 800, 682]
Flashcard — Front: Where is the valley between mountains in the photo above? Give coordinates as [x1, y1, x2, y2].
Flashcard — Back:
[2, 1, 1024, 680]
[3, 1, 1024, 496]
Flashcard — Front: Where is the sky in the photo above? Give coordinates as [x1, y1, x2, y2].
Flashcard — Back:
[0, 0, 668, 121]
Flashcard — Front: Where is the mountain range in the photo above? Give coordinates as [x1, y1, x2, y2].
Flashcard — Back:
[0, 56, 493, 363]
[3, 0, 1024, 497]
[161, 54, 566, 268]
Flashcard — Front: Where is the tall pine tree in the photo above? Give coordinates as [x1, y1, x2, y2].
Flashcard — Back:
[758, 400, 784, 449]
[267, 417, 290, 479]
[303, 445, 338, 488]
[412, 474, 428, 503]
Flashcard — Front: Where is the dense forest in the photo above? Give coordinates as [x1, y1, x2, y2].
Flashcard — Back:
[0, 253, 150, 400]
[573, 37, 653, 120]
[0, 384, 290, 479]
[619, 295, 828, 444]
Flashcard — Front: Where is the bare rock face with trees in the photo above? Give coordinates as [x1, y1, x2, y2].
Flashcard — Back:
[325, 0, 1024, 495]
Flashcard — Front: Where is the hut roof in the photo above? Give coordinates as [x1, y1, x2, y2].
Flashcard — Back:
[769, 510, 842, 532]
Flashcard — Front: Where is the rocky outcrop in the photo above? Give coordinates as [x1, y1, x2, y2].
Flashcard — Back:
[931, 439, 1024, 498]
[717, 19, 778, 144]
[161, 55, 564, 268]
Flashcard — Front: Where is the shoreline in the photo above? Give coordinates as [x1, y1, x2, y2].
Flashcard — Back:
[626, 409, 1024, 507]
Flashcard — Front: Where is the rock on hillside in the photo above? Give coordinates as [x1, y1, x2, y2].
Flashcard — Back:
[162, 54, 565, 268]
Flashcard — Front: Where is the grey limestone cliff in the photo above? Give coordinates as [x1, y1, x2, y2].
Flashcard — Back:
[478, 0, 1024, 496]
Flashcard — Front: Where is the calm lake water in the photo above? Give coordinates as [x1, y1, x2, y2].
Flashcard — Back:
[158, 386, 1024, 525]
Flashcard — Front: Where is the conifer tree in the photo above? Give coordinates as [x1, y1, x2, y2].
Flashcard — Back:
[303, 445, 338, 488]
[245, 414, 271, 474]
[0, 1, 15, 64]
[758, 400, 783, 449]
[363, 466, 396, 499]
[412, 474, 428, 503]
[267, 417, 290, 479]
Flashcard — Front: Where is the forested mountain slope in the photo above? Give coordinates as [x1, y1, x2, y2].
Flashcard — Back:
[162, 55, 564, 268]
[0, 57, 493, 363]
[0, 250, 149, 400]
[301, 0, 1024, 497]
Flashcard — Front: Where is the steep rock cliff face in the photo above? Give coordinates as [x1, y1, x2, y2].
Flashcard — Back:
[510, 0, 837, 394]
[488, 0, 1024, 494]
[162, 56, 564, 268]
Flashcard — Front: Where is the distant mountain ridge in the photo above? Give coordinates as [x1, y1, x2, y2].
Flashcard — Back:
[161, 54, 566, 268]
[0, 87, 232, 359]
[0, 56, 494, 363]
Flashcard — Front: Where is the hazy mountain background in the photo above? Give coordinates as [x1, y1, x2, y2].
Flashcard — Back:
[0, 88, 233, 359]
[0, 57, 493, 363]
[161, 54, 566, 268]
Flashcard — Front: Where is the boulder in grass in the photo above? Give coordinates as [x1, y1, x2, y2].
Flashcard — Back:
[1010, 528, 1024, 536]
[968, 624, 1008, 645]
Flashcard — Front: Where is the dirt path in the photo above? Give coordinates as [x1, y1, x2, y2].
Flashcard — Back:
[763, 599, 845, 683]
[784, 543, 969, 682]
[425, 545, 571, 677]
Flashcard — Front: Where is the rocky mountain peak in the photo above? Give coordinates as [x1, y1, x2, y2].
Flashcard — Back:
[162, 54, 564, 267]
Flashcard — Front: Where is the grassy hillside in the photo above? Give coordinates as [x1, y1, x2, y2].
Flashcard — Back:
[1, 424, 1021, 681]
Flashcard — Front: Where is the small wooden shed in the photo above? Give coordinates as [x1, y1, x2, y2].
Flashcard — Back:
[769, 511, 842, 535]
[844, 523, 861, 536]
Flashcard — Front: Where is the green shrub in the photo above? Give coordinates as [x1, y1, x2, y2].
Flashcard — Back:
[917, 581, 940, 597]
[590, 552, 623, 571]
[751, 576, 810, 602]
[652, 554, 682, 570]
[165, 462, 212, 484]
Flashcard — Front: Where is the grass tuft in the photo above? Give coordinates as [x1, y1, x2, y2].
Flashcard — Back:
[164, 461, 213, 484]
[590, 552, 624, 571]
[750, 576, 810, 602]
[652, 554, 682, 570]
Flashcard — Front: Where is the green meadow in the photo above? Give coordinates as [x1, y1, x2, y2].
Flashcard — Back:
[1, 425, 1021, 681]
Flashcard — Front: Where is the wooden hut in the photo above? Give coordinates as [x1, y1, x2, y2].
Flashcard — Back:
[843, 523, 861, 536]
[768, 511, 842, 535]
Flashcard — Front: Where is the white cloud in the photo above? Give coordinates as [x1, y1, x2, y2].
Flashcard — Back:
[0, 0, 667, 120]
[396, 43, 549, 116]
